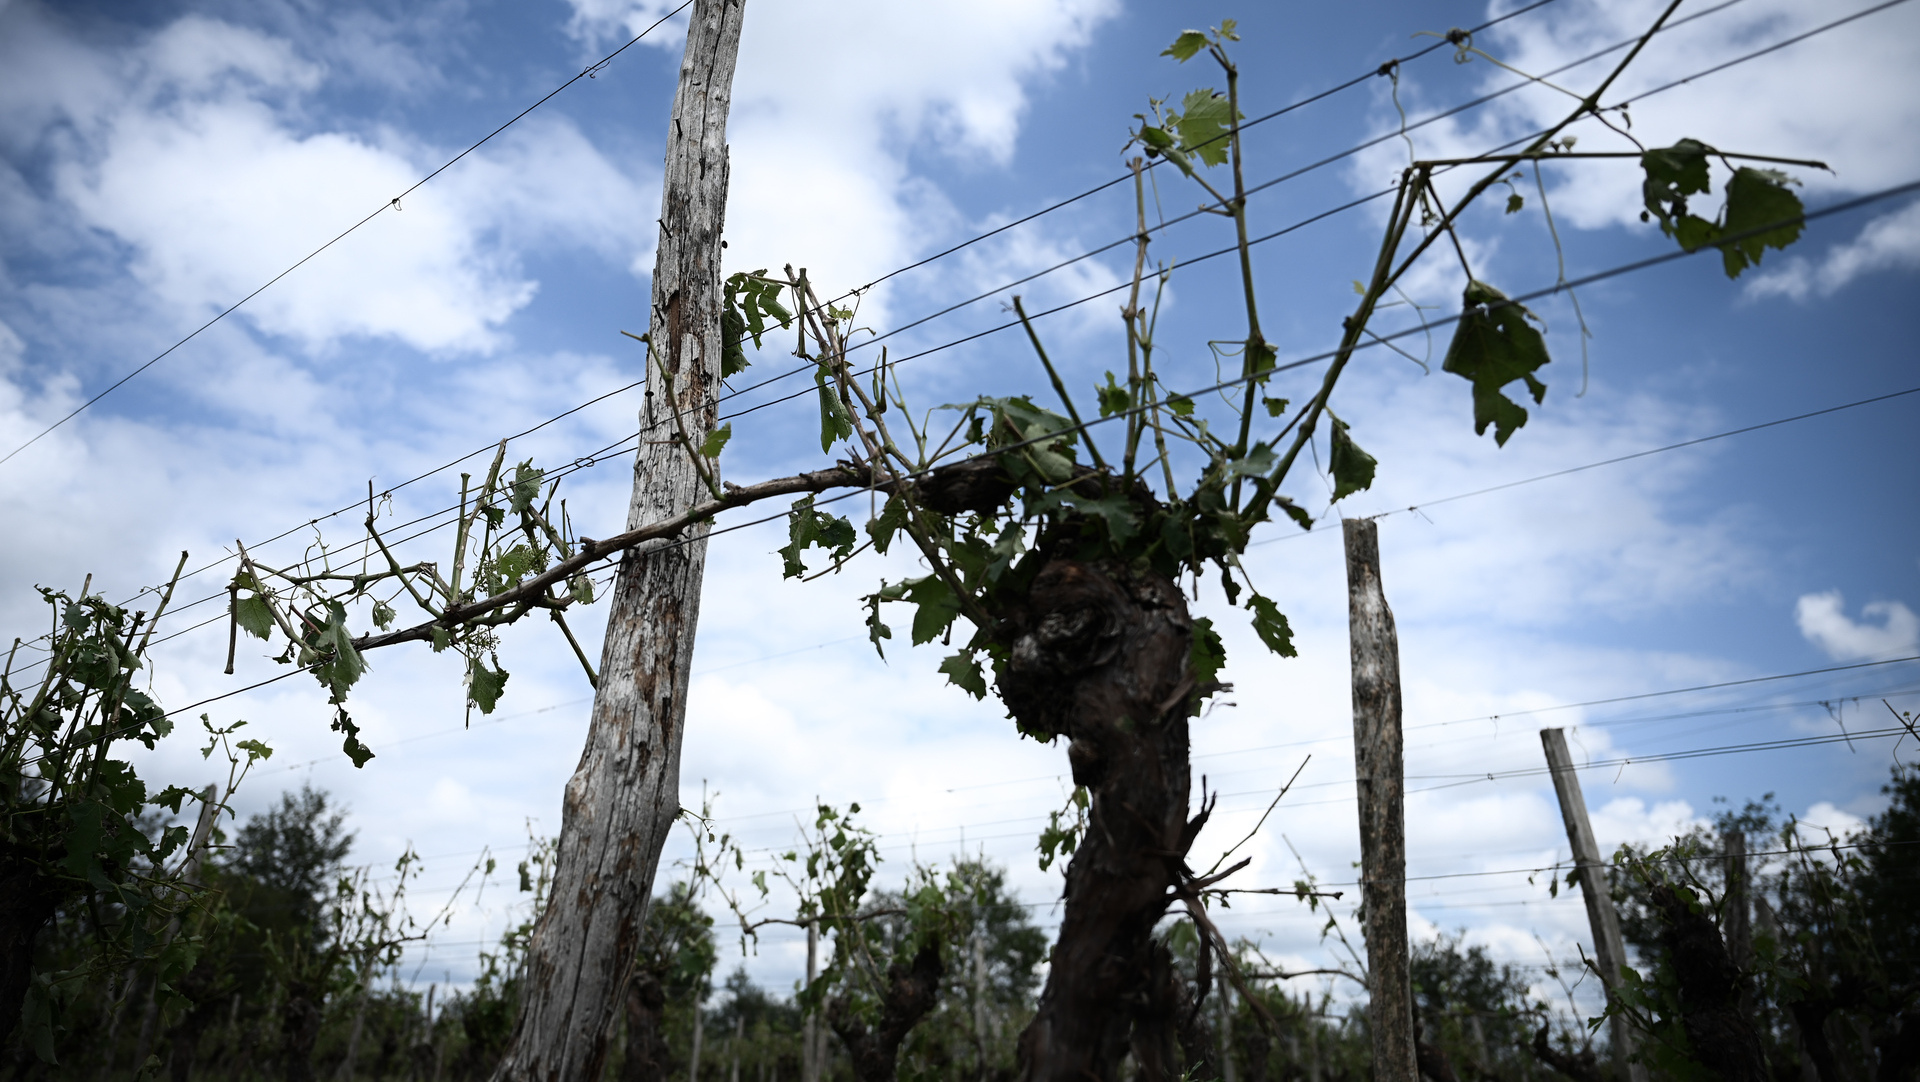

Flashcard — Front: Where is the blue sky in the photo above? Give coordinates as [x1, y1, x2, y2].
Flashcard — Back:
[2, 0, 1917, 1007]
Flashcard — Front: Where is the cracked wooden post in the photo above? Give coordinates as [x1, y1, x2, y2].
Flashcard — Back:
[1540, 728, 1647, 1082]
[1343, 518, 1416, 1082]
[489, 1, 744, 1077]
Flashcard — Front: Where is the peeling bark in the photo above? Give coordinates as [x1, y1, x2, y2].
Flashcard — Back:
[999, 551, 1198, 1082]
[488, 1, 743, 1078]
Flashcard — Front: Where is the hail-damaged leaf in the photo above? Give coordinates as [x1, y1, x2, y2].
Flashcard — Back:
[1641, 139, 1713, 234]
[1162, 29, 1209, 61]
[906, 576, 962, 645]
[467, 658, 509, 715]
[509, 461, 544, 514]
[570, 575, 595, 605]
[1096, 371, 1132, 417]
[1441, 280, 1550, 447]
[233, 594, 275, 641]
[778, 495, 856, 579]
[1328, 416, 1377, 501]
[939, 651, 988, 700]
[701, 422, 733, 458]
[371, 600, 395, 630]
[1275, 495, 1314, 531]
[1247, 594, 1298, 658]
[1058, 491, 1139, 544]
[721, 270, 794, 378]
[331, 706, 376, 767]
[876, 574, 961, 646]
[1225, 441, 1276, 480]
[312, 602, 367, 703]
[864, 593, 893, 658]
[866, 494, 911, 556]
[1172, 88, 1238, 169]
[1718, 167, 1804, 279]
[814, 365, 855, 453]
[1189, 616, 1226, 686]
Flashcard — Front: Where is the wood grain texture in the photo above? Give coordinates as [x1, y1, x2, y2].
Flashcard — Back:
[1541, 727, 1647, 1082]
[1343, 518, 1416, 1082]
[490, 2, 742, 1077]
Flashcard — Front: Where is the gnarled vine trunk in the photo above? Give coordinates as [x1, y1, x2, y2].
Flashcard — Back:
[489, 1, 742, 1077]
[998, 552, 1202, 1082]
[827, 939, 944, 1082]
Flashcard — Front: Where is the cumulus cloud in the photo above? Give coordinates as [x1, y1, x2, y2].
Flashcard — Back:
[3, 3, 648, 358]
[1745, 199, 1920, 301]
[1342, 0, 1920, 292]
[1795, 590, 1920, 661]
[566, 0, 1118, 316]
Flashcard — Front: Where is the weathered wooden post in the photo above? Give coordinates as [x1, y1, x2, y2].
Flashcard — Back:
[1343, 518, 1416, 1082]
[1539, 728, 1647, 1082]
[490, 2, 745, 1078]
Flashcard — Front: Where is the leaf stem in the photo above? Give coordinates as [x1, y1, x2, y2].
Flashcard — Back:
[1012, 296, 1106, 470]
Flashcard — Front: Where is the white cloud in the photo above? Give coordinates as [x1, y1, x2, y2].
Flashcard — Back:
[1746, 198, 1920, 300]
[1343, 0, 1920, 281]
[2, 3, 650, 359]
[566, 0, 1119, 319]
[1795, 589, 1920, 661]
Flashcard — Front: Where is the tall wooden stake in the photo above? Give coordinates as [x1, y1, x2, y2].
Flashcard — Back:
[1343, 519, 1416, 1082]
[1540, 728, 1646, 1082]
[803, 919, 820, 1082]
[1723, 829, 1751, 968]
[490, 2, 745, 1078]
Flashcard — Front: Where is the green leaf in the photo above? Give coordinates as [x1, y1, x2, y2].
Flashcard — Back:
[1506, 192, 1525, 214]
[864, 594, 893, 658]
[778, 495, 856, 579]
[939, 652, 988, 700]
[722, 271, 795, 378]
[701, 422, 733, 458]
[233, 595, 274, 641]
[1057, 491, 1139, 544]
[867, 495, 910, 556]
[1274, 496, 1313, 531]
[371, 600, 395, 630]
[1224, 442, 1276, 481]
[1189, 616, 1225, 686]
[1441, 280, 1551, 446]
[1640, 138, 1713, 235]
[814, 366, 855, 453]
[1718, 167, 1804, 279]
[509, 461, 544, 514]
[1163, 30, 1209, 61]
[1263, 396, 1289, 418]
[331, 707, 376, 768]
[468, 658, 509, 715]
[1096, 371, 1132, 418]
[1328, 416, 1377, 501]
[311, 602, 367, 703]
[1174, 88, 1237, 168]
[882, 575, 961, 646]
[1247, 595, 1298, 658]
[1167, 393, 1195, 417]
